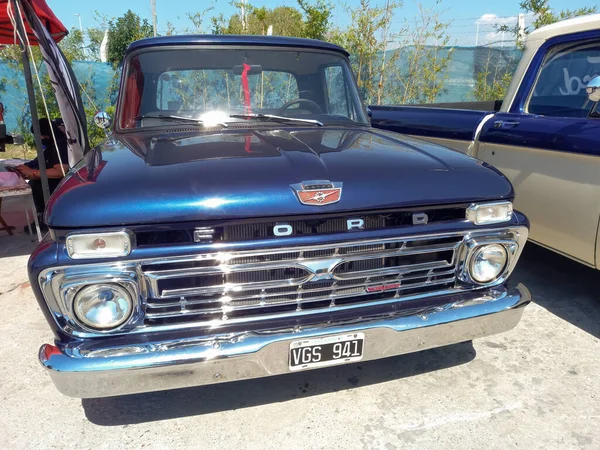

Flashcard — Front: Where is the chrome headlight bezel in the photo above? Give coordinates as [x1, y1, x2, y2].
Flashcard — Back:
[458, 230, 526, 287]
[40, 268, 144, 336]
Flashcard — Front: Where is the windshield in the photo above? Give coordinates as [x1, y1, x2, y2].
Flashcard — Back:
[118, 47, 368, 130]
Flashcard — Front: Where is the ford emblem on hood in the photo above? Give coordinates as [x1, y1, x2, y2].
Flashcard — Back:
[291, 180, 343, 206]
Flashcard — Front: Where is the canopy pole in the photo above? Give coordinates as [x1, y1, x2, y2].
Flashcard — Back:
[11, 0, 50, 204]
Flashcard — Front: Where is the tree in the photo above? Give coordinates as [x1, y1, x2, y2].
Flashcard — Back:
[86, 28, 105, 61]
[225, 5, 304, 36]
[298, 0, 332, 40]
[330, 0, 398, 104]
[332, 0, 452, 105]
[59, 28, 86, 61]
[392, 1, 454, 104]
[106, 10, 153, 67]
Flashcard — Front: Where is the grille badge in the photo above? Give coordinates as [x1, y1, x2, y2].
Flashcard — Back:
[291, 180, 343, 206]
[366, 282, 402, 293]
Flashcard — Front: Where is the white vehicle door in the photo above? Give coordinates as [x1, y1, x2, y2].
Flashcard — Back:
[477, 37, 600, 267]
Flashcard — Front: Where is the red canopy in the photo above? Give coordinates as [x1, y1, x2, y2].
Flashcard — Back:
[0, 0, 67, 45]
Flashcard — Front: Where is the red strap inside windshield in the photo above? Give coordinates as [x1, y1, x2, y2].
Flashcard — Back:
[241, 63, 252, 115]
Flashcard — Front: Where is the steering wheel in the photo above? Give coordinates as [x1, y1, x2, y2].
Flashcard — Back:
[277, 98, 323, 114]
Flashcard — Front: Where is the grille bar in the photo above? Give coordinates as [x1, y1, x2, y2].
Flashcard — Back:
[146, 269, 454, 312]
[145, 276, 457, 320]
[140, 234, 464, 327]
[143, 242, 458, 280]
[145, 268, 458, 310]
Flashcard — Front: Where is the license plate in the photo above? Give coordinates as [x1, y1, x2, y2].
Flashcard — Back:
[289, 333, 364, 371]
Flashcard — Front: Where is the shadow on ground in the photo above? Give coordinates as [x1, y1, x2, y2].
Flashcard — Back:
[511, 243, 600, 338]
[83, 342, 475, 426]
[0, 233, 39, 258]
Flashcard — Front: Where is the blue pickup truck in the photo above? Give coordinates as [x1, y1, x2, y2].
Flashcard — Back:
[372, 14, 600, 270]
[30, 35, 530, 398]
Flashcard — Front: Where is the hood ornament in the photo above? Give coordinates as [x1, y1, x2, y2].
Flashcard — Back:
[291, 180, 343, 206]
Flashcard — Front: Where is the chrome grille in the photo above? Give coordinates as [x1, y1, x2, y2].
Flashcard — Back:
[141, 235, 464, 327]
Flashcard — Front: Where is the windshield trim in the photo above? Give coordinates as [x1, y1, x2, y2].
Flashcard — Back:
[115, 44, 369, 134]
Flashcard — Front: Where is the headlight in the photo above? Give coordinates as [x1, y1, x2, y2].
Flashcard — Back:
[469, 244, 508, 283]
[73, 284, 133, 330]
[66, 231, 132, 259]
[466, 202, 513, 225]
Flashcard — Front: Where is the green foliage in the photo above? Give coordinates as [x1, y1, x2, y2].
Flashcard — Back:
[224, 5, 304, 36]
[393, 1, 454, 104]
[329, 0, 398, 104]
[297, 0, 332, 40]
[473, 66, 513, 102]
[60, 28, 86, 61]
[86, 27, 105, 61]
[332, 0, 452, 105]
[107, 10, 153, 67]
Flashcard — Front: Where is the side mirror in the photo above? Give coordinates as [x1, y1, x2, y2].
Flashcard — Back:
[586, 76, 600, 102]
[94, 111, 112, 130]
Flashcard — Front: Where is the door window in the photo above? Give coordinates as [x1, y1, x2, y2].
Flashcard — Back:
[527, 40, 600, 118]
[324, 65, 353, 118]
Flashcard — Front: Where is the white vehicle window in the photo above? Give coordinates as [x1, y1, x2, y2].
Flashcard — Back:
[527, 40, 600, 118]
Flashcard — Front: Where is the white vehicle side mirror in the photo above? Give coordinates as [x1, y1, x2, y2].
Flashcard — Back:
[586, 76, 600, 102]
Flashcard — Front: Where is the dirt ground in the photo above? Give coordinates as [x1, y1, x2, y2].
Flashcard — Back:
[0, 197, 598, 449]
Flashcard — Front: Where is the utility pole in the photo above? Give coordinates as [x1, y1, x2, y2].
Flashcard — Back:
[475, 20, 480, 46]
[73, 13, 85, 56]
[151, 0, 158, 37]
[73, 13, 83, 33]
[518, 13, 526, 45]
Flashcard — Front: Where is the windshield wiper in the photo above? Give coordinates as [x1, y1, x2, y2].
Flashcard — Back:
[136, 114, 228, 127]
[230, 113, 323, 126]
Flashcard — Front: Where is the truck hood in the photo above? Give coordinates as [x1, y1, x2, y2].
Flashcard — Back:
[46, 127, 513, 228]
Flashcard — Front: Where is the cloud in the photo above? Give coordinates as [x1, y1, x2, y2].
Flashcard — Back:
[478, 14, 498, 23]
[475, 12, 536, 45]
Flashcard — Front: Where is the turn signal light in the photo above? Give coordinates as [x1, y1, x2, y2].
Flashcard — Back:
[466, 202, 513, 225]
[66, 231, 132, 259]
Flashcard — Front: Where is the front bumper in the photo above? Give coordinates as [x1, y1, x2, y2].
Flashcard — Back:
[40, 284, 530, 398]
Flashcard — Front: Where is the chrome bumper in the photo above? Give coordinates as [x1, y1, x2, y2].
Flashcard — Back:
[40, 284, 530, 398]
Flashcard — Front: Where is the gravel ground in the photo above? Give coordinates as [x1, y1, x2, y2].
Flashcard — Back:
[0, 217, 598, 449]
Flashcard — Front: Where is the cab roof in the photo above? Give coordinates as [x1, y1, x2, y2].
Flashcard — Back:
[127, 34, 350, 57]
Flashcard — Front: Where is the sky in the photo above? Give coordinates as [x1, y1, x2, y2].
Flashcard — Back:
[47, 0, 598, 46]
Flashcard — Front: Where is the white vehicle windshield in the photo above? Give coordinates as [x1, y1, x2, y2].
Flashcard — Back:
[118, 47, 368, 130]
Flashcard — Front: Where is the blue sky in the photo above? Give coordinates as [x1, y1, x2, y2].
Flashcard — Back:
[47, 0, 597, 46]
